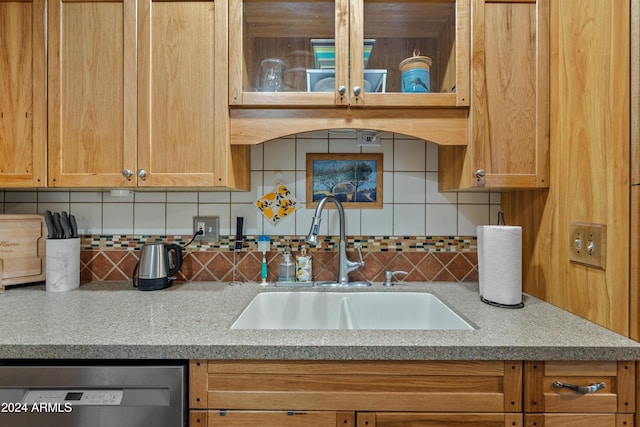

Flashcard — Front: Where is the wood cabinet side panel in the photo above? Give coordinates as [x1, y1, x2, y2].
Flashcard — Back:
[190, 360, 208, 409]
[0, 0, 46, 187]
[190, 410, 208, 427]
[616, 361, 635, 413]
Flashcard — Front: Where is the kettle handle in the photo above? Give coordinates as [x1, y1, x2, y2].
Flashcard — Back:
[165, 244, 183, 277]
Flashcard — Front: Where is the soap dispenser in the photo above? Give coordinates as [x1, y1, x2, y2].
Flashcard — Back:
[278, 245, 295, 283]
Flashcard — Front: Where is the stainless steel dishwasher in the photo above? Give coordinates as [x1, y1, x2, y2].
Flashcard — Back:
[0, 360, 187, 427]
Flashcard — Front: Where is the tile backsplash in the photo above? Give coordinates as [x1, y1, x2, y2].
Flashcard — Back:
[0, 131, 501, 237]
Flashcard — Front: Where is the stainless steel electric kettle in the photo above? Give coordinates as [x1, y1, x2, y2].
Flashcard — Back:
[133, 243, 183, 291]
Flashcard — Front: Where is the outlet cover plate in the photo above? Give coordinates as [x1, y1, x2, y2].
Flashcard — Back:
[193, 216, 220, 242]
[569, 222, 606, 270]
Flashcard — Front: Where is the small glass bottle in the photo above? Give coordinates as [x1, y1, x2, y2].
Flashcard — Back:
[296, 245, 312, 283]
[278, 245, 295, 283]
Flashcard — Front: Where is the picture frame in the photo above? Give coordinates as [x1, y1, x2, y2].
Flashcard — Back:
[306, 153, 383, 209]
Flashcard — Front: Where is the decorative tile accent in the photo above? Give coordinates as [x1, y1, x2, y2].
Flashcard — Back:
[79, 234, 478, 284]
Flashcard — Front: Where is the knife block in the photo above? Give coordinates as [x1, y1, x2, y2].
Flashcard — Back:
[46, 238, 80, 292]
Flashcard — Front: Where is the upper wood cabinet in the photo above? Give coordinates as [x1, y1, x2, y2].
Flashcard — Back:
[228, 0, 471, 145]
[230, 0, 469, 107]
[48, 0, 249, 189]
[439, 0, 550, 191]
[0, 0, 46, 187]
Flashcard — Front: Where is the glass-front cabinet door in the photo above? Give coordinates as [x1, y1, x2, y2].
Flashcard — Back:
[229, 0, 468, 107]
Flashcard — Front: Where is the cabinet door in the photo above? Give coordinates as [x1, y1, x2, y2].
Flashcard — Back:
[357, 412, 522, 427]
[229, 0, 468, 108]
[439, 0, 550, 191]
[137, 0, 220, 187]
[206, 410, 355, 426]
[524, 414, 633, 427]
[352, 0, 469, 108]
[48, 0, 137, 187]
[229, 0, 345, 107]
[0, 0, 46, 187]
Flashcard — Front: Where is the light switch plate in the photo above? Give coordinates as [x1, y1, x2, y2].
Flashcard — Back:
[569, 222, 606, 270]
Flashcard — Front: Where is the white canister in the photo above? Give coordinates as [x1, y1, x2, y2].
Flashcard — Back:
[46, 238, 80, 292]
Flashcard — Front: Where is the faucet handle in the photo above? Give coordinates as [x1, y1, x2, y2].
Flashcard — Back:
[383, 270, 408, 287]
[356, 246, 365, 266]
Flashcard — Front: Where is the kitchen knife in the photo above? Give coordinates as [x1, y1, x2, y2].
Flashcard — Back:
[44, 210, 56, 239]
[52, 212, 64, 239]
[69, 214, 78, 238]
[60, 211, 73, 239]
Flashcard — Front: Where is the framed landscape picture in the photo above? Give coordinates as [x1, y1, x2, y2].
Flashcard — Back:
[306, 153, 383, 209]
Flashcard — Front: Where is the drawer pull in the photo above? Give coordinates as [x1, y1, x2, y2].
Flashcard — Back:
[552, 381, 606, 394]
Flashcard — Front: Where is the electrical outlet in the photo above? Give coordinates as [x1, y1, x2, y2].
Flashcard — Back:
[569, 222, 606, 270]
[193, 216, 220, 242]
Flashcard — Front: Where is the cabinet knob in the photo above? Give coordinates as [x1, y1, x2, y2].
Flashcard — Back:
[137, 169, 147, 178]
[338, 86, 346, 95]
[353, 86, 361, 96]
[122, 169, 133, 178]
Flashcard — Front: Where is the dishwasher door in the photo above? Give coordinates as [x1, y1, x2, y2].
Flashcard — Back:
[0, 361, 187, 427]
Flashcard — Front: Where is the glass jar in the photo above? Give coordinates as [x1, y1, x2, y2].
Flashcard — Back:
[257, 58, 286, 92]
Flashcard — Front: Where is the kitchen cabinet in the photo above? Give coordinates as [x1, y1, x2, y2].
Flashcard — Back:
[523, 361, 635, 426]
[0, 0, 46, 187]
[439, 0, 550, 191]
[190, 360, 523, 426]
[48, 0, 249, 189]
[228, 0, 471, 145]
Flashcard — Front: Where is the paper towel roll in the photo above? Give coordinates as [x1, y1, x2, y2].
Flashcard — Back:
[477, 225, 523, 307]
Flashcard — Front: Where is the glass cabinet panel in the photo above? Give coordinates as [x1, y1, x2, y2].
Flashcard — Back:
[229, 0, 467, 107]
[363, 0, 456, 95]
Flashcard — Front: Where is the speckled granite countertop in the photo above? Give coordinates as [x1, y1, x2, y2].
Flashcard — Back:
[0, 281, 638, 361]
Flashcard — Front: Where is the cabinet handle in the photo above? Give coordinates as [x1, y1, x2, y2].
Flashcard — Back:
[137, 169, 147, 178]
[122, 169, 133, 178]
[353, 86, 361, 96]
[338, 86, 346, 95]
[552, 381, 606, 394]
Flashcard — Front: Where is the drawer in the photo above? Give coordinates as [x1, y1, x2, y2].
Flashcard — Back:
[357, 412, 523, 427]
[190, 360, 523, 413]
[524, 361, 635, 414]
[524, 413, 633, 427]
[189, 410, 354, 427]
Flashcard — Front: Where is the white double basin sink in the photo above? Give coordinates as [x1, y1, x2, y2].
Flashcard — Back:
[231, 291, 474, 330]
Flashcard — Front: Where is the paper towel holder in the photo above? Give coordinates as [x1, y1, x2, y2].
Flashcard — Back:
[480, 296, 524, 309]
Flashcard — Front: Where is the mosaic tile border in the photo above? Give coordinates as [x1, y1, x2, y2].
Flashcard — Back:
[81, 235, 477, 253]
[79, 234, 479, 284]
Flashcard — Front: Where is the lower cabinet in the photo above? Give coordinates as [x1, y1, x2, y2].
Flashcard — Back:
[189, 360, 635, 427]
